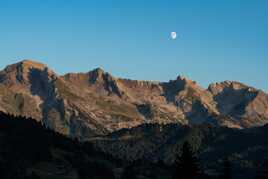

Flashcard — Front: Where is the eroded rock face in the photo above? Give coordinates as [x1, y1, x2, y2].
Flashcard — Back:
[0, 60, 268, 139]
[208, 81, 268, 127]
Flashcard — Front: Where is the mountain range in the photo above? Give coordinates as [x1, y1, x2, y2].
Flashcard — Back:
[0, 60, 268, 140]
[1, 60, 268, 178]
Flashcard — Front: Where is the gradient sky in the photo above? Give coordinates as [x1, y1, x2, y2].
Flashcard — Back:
[0, 0, 267, 91]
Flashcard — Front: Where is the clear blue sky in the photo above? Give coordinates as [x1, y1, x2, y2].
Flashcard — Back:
[0, 0, 267, 91]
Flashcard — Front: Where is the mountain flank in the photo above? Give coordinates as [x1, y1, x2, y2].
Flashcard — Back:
[0, 60, 267, 139]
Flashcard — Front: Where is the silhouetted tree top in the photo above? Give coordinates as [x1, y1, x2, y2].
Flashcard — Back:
[220, 158, 232, 179]
[173, 141, 200, 179]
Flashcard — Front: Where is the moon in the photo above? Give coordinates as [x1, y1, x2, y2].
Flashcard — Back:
[171, 32, 177, 40]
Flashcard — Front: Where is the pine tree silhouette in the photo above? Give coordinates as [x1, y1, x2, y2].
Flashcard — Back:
[220, 158, 231, 179]
[173, 141, 200, 179]
[121, 164, 136, 179]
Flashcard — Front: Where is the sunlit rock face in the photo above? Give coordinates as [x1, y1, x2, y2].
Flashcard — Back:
[208, 81, 268, 127]
[0, 60, 268, 139]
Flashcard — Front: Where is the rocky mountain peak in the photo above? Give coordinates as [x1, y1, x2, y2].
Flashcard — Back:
[85, 67, 127, 97]
[92, 67, 105, 74]
[1, 60, 268, 138]
[206, 81, 268, 128]
[14, 60, 50, 74]
[172, 75, 200, 91]
[176, 75, 191, 82]
[208, 81, 255, 95]
[0, 59, 57, 85]
[20, 59, 47, 69]
[88, 67, 108, 84]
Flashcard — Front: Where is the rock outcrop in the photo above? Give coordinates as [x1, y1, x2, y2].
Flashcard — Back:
[0, 60, 268, 140]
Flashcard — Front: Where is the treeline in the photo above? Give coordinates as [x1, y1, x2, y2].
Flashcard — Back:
[0, 112, 119, 179]
[0, 112, 267, 179]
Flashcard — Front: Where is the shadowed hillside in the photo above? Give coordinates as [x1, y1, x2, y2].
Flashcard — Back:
[1, 112, 268, 178]
[0, 112, 120, 179]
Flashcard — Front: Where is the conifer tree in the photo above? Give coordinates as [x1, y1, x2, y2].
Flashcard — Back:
[220, 158, 231, 179]
[173, 141, 200, 179]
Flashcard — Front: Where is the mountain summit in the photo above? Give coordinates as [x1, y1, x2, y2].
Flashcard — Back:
[0, 60, 55, 85]
[0, 60, 268, 139]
